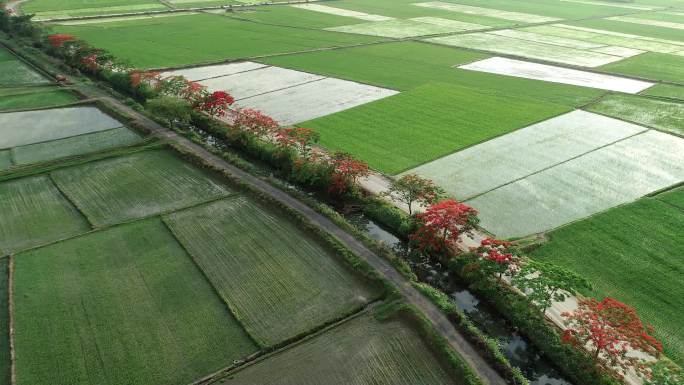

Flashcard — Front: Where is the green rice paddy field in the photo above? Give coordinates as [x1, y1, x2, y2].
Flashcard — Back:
[164, 197, 381, 347]
[642, 83, 684, 101]
[22, 0, 164, 13]
[50, 149, 234, 227]
[52, 13, 383, 68]
[599, 52, 684, 84]
[220, 309, 459, 385]
[0, 174, 90, 254]
[587, 93, 684, 136]
[0, 88, 77, 111]
[13, 218, 258, 385]
[532, 187, 684, 365]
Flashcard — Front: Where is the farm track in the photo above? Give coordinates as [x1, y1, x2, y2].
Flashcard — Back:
[75, 87, 507, 385]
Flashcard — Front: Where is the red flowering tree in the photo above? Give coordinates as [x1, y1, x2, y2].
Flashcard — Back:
[47, 34, 75, 47]
[562, 297, 662, 379]
[329, 152, 370, 195]
[471, 238, 521, 280]
[383, 174, 444, 215]
[130, 71, 161, 88]
[410, 199, 479, 253]
[80, 53, 99, 70]
[195, 91, 235, 118]
[275, 127, 319, 156]
[231, 108, 279, 137]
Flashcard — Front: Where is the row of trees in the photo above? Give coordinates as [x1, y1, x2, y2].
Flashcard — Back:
[382, 173, 673, 383]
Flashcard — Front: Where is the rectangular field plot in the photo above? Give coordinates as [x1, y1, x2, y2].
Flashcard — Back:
[488, 29, 605, 50]
[0, 59, 49, 87]
[0, 175, 89, 254]
[13, 218, 257, 385]
[31, 3, 169, 20]
[12, 127, 142, 166]
[217, 311, 459, 385]
[50, 150, 234, 227]
[525, 24, 684, 54]
[303, 83, 573, 175]
[164, 197, 381, 347]
[235, 77, 398, 126]
[327, 18, 484, 38]
[459, 57, 654, 93]
[658, 186, 684, 209]
[197, 66, 324, 100]
[426, 32, 624, 67]
[642, 83, 684, 101]
[0, 106, 122, 149]
[21, 0, 164, 13]
[469, 130, 684, 238]
[587, 94, 684, 135]
[608, 16, 684, 31]
[52, 13, 382, 69]
[405, 110, 647, 200]
[531, 193, 684, 364]
[291, 3, 394, 21]
[0, 88, 78, 112]
[600, 52, 684, 83]
[0, 151, 10, 170]
[413, 2, 559, 23]
[163, 61, 266, 81]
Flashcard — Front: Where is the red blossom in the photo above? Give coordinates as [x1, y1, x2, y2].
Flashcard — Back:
[562, 297, 662, 379]
[328, 153, 370, 195]
[80, 53, 99, 70]
[130, 71, 161, 88]
[195, 91, 234, 117]
[275, 127, 319, 155]
[410, 199, 478, 252]
[231, 108, 279, 136]
[47, 34, 76, 47]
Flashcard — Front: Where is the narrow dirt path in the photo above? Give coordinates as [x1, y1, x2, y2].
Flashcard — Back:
[78, 87, 506, 385]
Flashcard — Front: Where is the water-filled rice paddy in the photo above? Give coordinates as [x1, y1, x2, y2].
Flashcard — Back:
[50, 149, 234, 227]
[12, 127, 142, 166]
[470, 130, 684, 238]
[218, 310, 460, 385]
[164, 197, 381, 347]
[405, 110, 647, 200]
[426, 32, 625, 67]
[0, 106, 122, 149]
[13, 218, 258, 385]
[459, 57, 653, 93]
[235, 76, 398, 126]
